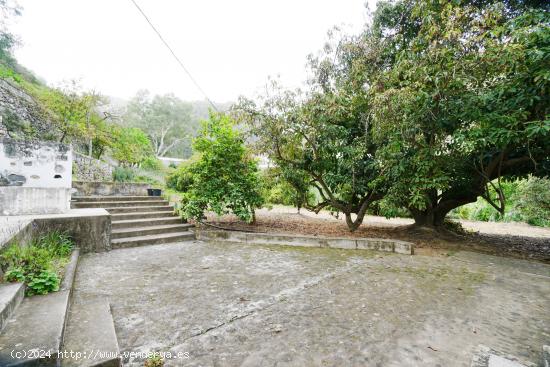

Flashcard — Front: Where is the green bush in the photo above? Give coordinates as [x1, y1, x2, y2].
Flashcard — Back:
[177, 113, 264, 223]
[0, 231, 74, 296]
[451, 177, 550, 227]
[260, 167, 313, 211]
[515, 177, 550, 227]
[113, 166, 136, 182]
[166, 164, 195, 192]
[140, 156, 164, 171]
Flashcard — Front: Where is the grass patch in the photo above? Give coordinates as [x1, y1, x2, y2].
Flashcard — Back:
[0, 231, 75, 296]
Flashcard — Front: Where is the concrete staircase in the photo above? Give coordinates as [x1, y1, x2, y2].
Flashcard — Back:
[72, 196, 194, 249]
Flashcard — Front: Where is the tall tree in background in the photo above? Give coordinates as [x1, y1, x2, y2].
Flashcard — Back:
[0, 0, 20, 68]
[123, 90, 196, 158]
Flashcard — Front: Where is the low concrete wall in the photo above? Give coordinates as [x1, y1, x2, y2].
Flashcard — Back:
[197, 230, 414, 255]
[32, 210, 111, 253]
[0, 186, 71, 215]
[72, 181, 150, 197]
[0, 209, 111, 253]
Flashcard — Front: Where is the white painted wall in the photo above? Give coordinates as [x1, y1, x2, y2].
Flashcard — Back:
[0, 138, 72, 215]
[0, 138, 72, 188]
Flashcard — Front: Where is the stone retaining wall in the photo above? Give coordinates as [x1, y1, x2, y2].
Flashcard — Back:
[197, 230, 414, 255]
[72, 181, 150, 197]
[73, 152, 113, 182]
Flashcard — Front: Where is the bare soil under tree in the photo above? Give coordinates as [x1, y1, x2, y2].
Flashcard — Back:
[201, 205, 550, 263]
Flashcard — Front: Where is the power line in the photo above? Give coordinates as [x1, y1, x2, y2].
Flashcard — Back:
[129, 0, 219, 111]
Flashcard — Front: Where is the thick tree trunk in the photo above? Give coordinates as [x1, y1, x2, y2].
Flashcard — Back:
[410, 195, 478, 228]
[410, 208, 446, 227]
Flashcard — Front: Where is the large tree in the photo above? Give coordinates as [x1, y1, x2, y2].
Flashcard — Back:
[236, 29, 386, 231]
[371, 1, 550, 227]
[123, 90, 196, 158]
[238, 0, 549, 230]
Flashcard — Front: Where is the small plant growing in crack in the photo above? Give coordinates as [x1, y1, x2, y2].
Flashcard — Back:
[144, 355, 164, 367]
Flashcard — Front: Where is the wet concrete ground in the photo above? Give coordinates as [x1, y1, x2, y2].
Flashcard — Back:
[70, 240, 550, 366]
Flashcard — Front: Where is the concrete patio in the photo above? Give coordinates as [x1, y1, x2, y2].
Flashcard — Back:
[68, 240, 550, 366]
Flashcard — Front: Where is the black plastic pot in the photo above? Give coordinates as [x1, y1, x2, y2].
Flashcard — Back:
[147, 188, 162, 196]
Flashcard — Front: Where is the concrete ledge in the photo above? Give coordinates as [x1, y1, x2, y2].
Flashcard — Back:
[0, 290, 70, 366]
[60, 248, 80, 292]
[197, 230, 414, 255]
[0, 283, 24, 332]
[1, 209, 112, 253]
[32, 210, 111, 253]
[62, 301, 121, 367]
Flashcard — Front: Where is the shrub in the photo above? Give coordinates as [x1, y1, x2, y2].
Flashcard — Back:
[140, 156, 164, 171]
[113, 166, 136, 182]
[166, 164, 195, 192]
[451, 177, 550, 227]
[514, 177, 550, 227]
[179, 113, 264, 223]
[260, 167, 313, 211]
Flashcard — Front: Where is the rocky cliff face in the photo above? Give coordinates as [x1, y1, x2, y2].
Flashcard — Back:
[0, 78, 55, 140]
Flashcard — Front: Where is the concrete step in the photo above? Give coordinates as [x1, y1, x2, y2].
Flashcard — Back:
[112, 216, 182, 230]
[111, 231, 195, 249]
[0, 290, 70, 366]
[0, 282, 25, 332]
[72, 200, 168, 209]
[72, 196, 160, 202]
[110, 211, 175, 221]
[111, 223, 194, 239]
[104, 205, 173, 214]
[62, 301, 121, 367]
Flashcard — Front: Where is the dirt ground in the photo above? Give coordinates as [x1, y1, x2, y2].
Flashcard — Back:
[202, 206, 550, 263]
[70, 240, 550, 366]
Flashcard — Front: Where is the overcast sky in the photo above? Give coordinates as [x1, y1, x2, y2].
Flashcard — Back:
[11, 0, 375, 103]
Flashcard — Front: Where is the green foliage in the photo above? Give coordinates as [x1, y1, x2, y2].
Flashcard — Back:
[175, 113, 264, 223]
[370, 2, 550, 226]
[0, 231, 74, 296]
[35, 230, 74, 257]
[113, 166, 136, 182]
[451, 177, 550, 227]
[123, 90, 197, 158]
[111, 127, 152, 166]
[166, 162, 195, 192]
[240, 0, 549, 230]
[4, 267, 25, 282]
[26, 271, 59, 296]
[144, 355, 164, 367]
[39, 81, 89, 143]
[140, 156, 164, 171]
[260, 167, 313, 210]
[515, 177, 550, 226]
